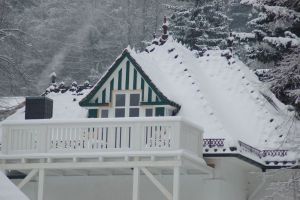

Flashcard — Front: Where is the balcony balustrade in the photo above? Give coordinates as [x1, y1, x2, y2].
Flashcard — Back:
[0, 117, 203, 157]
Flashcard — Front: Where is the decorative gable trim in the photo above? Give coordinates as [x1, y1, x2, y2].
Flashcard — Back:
[79, 49, 181, 112]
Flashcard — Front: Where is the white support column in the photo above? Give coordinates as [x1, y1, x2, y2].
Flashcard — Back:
[38, 169, 45, 200]
[18, 169, 38, 189]
[132, 167, 140, 200]
[173, 167, 180, 200]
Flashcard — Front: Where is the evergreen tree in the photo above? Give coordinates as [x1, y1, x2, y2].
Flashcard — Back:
[233, 0, 300, 113]
[169, 0, 231, 50]
[235, 0, 300, 66]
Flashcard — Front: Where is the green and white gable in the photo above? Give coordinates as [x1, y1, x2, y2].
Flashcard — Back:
[79, 49, 180, 118]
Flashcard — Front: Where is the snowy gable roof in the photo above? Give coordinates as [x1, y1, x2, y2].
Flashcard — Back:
[124, 38, 293, 149]
[79, 49, 180, 110]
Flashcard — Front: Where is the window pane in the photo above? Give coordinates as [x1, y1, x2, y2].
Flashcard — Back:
[88, 109, 98, 118]
[130, 94, 140, 106]
[101, 110, 108, 118]
[155, 107, 165, 117]
[129, 108, 139, 117]
[115, 94, 125, 107]
[145, 109, 153, 117]
[115, 108, 125, 118]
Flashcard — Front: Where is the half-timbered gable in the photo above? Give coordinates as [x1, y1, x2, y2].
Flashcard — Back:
[79, 49, 180, 118]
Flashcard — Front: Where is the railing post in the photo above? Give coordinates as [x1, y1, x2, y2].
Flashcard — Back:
[39, 125, 48, 153]
[131, 122, 143, 151]
[1, 126, 9, 154]
[172, 121, 181, 150]
[198, 127, 203, 156]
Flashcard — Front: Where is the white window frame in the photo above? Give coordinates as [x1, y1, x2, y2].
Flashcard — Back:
[112, 90, 141, 118]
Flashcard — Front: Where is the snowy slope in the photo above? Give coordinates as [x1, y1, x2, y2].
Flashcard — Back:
[0, 171, 29, 200]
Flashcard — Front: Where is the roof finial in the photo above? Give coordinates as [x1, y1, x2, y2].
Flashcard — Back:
[159, 16, 169, 45]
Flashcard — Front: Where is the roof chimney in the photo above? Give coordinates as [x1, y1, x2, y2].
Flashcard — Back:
[25, 97, 53, 120]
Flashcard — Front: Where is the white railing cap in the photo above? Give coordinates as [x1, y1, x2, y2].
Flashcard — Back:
[2, 116, 180, 125]
[1, 116, 203, 133]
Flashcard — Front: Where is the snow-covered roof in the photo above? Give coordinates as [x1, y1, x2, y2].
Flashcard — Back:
[0, 97, 24, 111]
[127, 38, 295, 149]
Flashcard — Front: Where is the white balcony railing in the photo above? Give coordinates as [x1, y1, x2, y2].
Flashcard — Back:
[1, 117, 203, 156]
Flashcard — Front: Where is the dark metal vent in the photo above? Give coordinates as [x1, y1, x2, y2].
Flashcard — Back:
[25, 97, 53, 120]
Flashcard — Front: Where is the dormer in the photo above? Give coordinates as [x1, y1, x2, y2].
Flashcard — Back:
[79, 49, 180, 118]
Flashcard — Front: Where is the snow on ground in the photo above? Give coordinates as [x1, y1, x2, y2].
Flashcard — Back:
[0, 171, 29, 200]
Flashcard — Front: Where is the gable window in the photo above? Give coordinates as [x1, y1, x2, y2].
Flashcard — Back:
[114, 92, 140, 118]
[101, 109, 109, 118]
[145, 108, 153, 117]
[129, 93, 140, 117]
[116, 94, 126, 106]
[88, 109, 98, 118]
[155, 107, 165, 117]
[115, 108, 125, 118]
[115, 94, 126, 118]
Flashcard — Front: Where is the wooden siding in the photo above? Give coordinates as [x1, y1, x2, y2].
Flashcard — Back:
[90, 57, 160, 104]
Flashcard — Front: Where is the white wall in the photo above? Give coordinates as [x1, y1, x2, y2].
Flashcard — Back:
[16, 158, 260, 200]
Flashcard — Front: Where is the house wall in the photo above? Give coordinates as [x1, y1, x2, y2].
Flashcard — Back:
[17, 158, 259, 200]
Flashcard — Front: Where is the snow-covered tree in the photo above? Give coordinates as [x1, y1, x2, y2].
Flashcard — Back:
[169, 0, 231, 50]
[0, 0, 178, 96]
[267, 46, 300, 114]
[232, 0, 300, 114]
[0, 0, 35, 96]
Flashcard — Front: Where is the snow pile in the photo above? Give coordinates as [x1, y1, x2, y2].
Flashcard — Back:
[0, 171, 29, 200]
